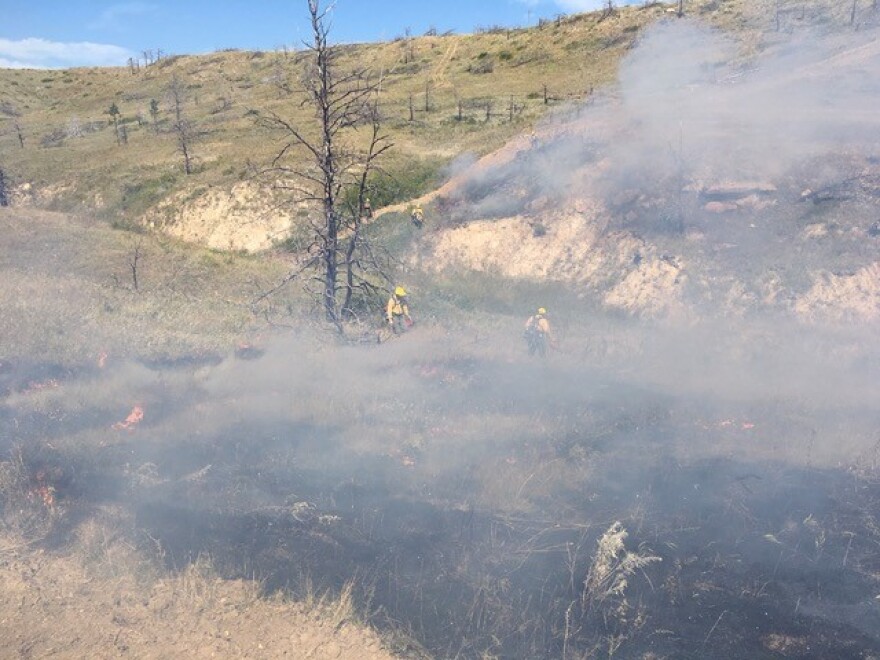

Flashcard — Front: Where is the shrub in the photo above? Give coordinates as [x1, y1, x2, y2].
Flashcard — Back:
[351, 157, 446, 210]
[120, 172, 179, 216]
[40, 127, 66, 148]
[469, 58, 495, 74]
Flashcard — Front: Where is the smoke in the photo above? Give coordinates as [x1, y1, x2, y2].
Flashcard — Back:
[4, 14, 880, 659]
[442, 18, 880, 223]
[610, 20, 880, 185]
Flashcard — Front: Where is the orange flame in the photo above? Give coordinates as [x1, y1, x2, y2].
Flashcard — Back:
[113, 405, 144, 431]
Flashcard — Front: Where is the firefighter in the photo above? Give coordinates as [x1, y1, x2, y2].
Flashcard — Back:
[523, 307, 553, 357]
[386, 286, 413, 334]
[411, 204, 424, 228]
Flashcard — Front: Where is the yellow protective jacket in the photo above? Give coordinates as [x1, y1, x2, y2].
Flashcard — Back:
[525, 315, 551, 338]
[387, 295, 410, 322]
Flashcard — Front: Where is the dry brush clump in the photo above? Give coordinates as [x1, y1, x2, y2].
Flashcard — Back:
[580, 522, 661, 652]
[0, 443, 65, 540]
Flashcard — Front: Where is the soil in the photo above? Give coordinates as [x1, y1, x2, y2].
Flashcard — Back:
[144, 182, 294, 253]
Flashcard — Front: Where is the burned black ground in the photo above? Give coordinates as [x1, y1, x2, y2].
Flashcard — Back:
[3, 347, 879, 659]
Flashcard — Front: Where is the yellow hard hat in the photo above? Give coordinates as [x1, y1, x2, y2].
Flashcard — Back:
[537, 307, 547, 315]
[395, 286, 407, 297]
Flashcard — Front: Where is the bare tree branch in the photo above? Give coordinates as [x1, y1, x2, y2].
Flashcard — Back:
[255, 0, 395, 330]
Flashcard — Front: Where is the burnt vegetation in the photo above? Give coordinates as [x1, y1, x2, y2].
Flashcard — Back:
[2, 2, 880, 659]
[2, 340, 880, 657]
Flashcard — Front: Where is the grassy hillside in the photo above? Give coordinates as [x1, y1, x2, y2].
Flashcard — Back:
[0, 1, 769, 230]
[2, 4, 880, 658]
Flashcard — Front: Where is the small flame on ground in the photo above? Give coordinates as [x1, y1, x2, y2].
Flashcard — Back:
[113, 405, 144, 431]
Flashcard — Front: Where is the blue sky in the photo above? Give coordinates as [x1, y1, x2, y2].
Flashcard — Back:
[0, 0, 621, 69]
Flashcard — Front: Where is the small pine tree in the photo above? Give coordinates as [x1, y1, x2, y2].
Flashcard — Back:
[107, 102, 121, 145]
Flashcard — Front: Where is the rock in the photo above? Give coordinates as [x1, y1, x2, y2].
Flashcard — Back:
[704, 201, 738, 213]
[702, 181, 777, 201]
[736, 194, 776, 211]
[803, 224, 828, 239]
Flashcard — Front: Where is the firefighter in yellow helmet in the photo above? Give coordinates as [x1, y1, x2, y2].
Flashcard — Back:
[411, 204, 424, 228]
[387, 286, 413, 334]
[524, 307, 553, 357]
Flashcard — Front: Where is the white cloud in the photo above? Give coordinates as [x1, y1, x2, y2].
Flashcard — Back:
[0, 38, 135, 69]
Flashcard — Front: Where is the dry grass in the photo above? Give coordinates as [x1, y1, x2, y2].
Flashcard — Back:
[0, 207, 296, 363]
[583, 522, 661, 614]
[0, 3, 717, 225]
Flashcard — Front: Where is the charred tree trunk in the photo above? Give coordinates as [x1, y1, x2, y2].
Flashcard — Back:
[313, 13, 339, 322]
[259, 0, 393, 329]
[129, 239, 143, 291]
[0, 168, 9, 207]
[341, 104, 391, 318]
[169, 77, 195, 175]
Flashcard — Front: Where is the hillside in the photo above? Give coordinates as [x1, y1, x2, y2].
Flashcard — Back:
[407, 19, 880, 322]
[2, 3, 880, 659]
[0, 0, 772, 250]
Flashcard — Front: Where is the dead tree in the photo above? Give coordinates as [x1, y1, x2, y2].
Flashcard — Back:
[129, 238, 143, 291]
[851, 0, 859, 24]
[600, 0, 616, 21]
[409, 93, 415, 121]
[14, 121, 24, 149]
[259, 0, 393, 326]
[0, 168, 9, 207]
[167, 77, 195, 174]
